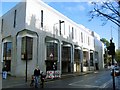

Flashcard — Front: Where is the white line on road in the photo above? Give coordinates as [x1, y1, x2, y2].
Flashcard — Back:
[69, 76, 95, 85]
[69, 78, 112, 88]
[69, 80, 84, 85]
[99, 79, 112, 88]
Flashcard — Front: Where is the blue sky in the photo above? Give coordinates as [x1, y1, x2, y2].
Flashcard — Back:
[0, 1, 118, 49]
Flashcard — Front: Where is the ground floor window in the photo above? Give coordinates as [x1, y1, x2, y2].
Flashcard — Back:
[46, 43, 58, 60]
[3, 42, 12, 71]
[45, 61, 57, 71]
[90, 53, 94, 66]
[21, 36, 33, 60]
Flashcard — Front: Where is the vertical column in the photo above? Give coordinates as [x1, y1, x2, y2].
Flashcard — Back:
[93, 51, 95, 70]
[12, 36, 17, 76]
[80, 47, 83, 72]
[57, 40, 62, 75]
[71, 44, 74, 73]
[88, 50, 90, 71]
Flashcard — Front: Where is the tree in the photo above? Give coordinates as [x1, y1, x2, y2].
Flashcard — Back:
[89, 0, 120, 27]
[100, 38, 110, 47]
[100, 38, 110, 64]
[115, 50, 120, 64]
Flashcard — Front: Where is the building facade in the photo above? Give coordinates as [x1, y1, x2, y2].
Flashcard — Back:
[1, 0, 104, 77]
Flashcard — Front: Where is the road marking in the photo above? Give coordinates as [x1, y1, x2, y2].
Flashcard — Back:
[69, 77, 112, 88]
[69, 80, 84, 85]
[68, 76, 95, 85]
[69, 84, 100, 88]
[99, 79, 112, 88]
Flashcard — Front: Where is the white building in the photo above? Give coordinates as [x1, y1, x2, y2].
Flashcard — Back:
[1, 0, 104, 77]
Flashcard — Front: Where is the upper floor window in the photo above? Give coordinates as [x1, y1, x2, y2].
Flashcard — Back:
[59, 20, 64, 35]
[21, 36, 33, 60]
[13, 10, 17, 28]
[41, 10, 43, 28]
[81, 32, 83, 43]
[88, 37, 90, 45]
[1, 19, 3, 32]
[69, 25, 70, 37]
[72, 27, 74, 39]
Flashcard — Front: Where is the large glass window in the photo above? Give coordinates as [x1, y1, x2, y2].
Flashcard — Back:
[46, 43, 58, 60]
[83, 51, 88, 67]
[3, 42, 12, 71]
[90, 53, 94, 66]
[74, 49, 80, 61]
[21, 36, 33, 60]
[46, 42, 58, 71]
[62, 47, 71, 61]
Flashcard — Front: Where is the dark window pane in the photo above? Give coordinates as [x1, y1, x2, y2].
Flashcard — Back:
[41, 10, 43, 27]
[3, 42, 12, 71]
[13, 10, 17, 28]
[21, 37, 33, 60]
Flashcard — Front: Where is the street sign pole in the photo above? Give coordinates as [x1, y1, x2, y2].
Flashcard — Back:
[112, 54, 115, 90]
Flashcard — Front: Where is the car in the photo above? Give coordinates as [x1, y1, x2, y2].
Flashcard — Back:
[111, 65, 120, 76]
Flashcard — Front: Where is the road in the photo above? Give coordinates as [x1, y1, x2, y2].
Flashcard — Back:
[2, 69, 120, 89]
[45, 70, 112, 88]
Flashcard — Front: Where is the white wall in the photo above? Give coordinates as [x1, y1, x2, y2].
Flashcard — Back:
[94, 37, 104, 69]
[25, 0, 95, 50]
[2, 2, 26, 38]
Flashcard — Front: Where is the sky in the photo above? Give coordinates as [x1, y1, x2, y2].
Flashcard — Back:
[0, 0, 118, 49]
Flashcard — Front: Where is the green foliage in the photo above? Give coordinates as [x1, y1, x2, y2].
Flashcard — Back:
[115, 50, 120, 63]
[100, 38, 110, 47]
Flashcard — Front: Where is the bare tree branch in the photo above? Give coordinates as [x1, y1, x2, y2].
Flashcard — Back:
[89, 1, 120, 27]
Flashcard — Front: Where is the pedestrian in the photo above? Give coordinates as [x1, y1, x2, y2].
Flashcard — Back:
[30, 75, 35, 87]
[2, 65, 7, 79]
[40, 72, 46, 88]
[34, 66, 40, 88]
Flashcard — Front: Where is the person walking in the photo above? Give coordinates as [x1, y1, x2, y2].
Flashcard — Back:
[40, 72, 46, 88]
[34, 66, 40, 88]
[2, 65, 7, 79]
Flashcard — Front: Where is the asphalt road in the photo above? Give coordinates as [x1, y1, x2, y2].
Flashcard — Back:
[44, 70, 112, 88]
[2, 69, 120, 89]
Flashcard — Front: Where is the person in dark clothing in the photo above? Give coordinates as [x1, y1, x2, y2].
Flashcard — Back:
[34, 66, 40, 88]
[40, 72, 46, 88]
[30, 75, 35, 87]
[2, 65, 7, 79]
